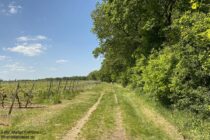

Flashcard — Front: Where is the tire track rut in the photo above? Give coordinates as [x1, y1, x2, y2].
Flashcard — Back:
[62, 93, 104, 140]
[110, 94, 127, 140]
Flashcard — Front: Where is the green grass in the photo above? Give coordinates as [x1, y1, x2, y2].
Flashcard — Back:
[78, 85, 116, 139]
[116, 86, 171, 140]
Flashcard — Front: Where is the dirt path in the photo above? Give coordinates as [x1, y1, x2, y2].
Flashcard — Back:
[110, 94, 127, 140]
[62, 93, 104, 140]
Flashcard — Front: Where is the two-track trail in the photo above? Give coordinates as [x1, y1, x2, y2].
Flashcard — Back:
[61, 84, 184, 140]
[62, 93, 104, 140]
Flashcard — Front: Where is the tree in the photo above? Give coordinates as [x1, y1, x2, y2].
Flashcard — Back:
[91, 0, 210, 117]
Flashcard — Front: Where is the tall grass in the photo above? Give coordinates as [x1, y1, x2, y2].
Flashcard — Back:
[133, 89, 210, 140]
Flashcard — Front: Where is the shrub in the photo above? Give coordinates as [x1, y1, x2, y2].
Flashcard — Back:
[136, 12, 210, 118]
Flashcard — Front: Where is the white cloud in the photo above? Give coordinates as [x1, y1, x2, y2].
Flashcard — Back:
[8, 2, 22, 14]
[4, 63, 35, 72]
[56, 59, 68, 64]
[7, 43, 45, 56]
[5, 35, 48, 57]
[17, 35, 48, 42]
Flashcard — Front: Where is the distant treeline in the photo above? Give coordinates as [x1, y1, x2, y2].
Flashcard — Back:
[42, 76, 88, 81]
[0, 76, 88, 82]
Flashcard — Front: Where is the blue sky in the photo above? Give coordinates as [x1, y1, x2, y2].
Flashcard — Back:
[0, 0, 102, 80]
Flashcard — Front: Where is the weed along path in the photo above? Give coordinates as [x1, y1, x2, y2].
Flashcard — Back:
[62, 93, 104, 140]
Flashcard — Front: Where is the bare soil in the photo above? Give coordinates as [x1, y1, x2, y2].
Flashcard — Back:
[109, 94, 127, 140]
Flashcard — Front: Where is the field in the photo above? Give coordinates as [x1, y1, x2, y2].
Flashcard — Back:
[0, 82, 209, 140]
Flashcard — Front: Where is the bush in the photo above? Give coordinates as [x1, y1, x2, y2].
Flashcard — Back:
[168, 12, 210, 118]
[135, 12, 210, 118]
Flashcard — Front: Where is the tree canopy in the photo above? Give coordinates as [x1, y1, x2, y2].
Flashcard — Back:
[89, 0, 210, 118]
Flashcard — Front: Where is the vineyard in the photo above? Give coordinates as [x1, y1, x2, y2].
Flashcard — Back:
[0, 80, 99, 116]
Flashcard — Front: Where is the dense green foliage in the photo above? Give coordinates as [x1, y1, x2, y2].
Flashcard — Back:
[90, 0, 210, 118]
[87, 70, 100, 80]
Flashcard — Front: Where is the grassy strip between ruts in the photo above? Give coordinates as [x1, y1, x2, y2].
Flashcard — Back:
[116, 86, 172, 140]
[78, 84, 116, 140]
[0, 84, 104, 140]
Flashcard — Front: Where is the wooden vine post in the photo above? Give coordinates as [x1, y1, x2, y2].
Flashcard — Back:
[8, 82, 20, 115]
